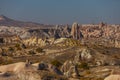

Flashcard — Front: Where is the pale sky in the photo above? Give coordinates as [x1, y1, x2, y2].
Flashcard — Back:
[0, 0, 120, 24]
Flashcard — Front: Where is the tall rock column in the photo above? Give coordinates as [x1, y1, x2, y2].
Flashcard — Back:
[71, 22, 83, 39]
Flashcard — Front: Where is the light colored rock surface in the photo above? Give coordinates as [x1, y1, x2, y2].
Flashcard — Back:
[23, 37, 47, 46]
[0, 62, 26, 73]
[61, 60, 79, 78]
[104, 75, 120, 80]
[0, 61, 34, 74]
[71, 22, 83, 39]
[74, 48, 93, 63]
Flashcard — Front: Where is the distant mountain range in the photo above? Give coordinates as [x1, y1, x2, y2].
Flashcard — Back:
[0, 15, 53, 28]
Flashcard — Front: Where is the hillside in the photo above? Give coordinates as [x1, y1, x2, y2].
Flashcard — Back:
[0, 15, 53, 28]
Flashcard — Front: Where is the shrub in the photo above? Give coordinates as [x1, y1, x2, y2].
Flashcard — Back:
[36, 47, 44, 53]
[21, 44, 27, 49]
[84, 70, 91, 75]
[4, 57, 13, 64]
[64, 38, 82, 47]
[0, 57, 13, 65]
[15, 43, 20, 48]
[78, 62, 89, 70]
[8, 47, 14, 52]
[0, 57, 4, 65]
[15, 43, 21, 50]
[51, 60, 62, 67]
[28, 50, 36, 55]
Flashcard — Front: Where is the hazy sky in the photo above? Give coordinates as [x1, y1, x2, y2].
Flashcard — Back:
[0, 0, 120, 24]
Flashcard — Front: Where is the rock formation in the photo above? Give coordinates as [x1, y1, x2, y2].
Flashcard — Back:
[0, 20, 120, 48]
[74, 48, 93, 63]
[0, 61, 64, 80]
[0, 60, 33, 74]
[33, 62, 63, 75]
[61, 60, 79, 78]
[23, 36, 49, 46]
[62, 25, 71, 38]
[104, 69, 120, 80]
[71, 22, 83, 39]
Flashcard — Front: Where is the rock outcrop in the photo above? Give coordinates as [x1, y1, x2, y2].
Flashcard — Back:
[71, 22, 83, 39]
[74, 48, 93, 64]
[23, 37, 49, 46]
[0, 61, 64, 80]
[74, 48, 120, 66]
[33, 62, 63, 75]
[61, 60, 79, 78]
